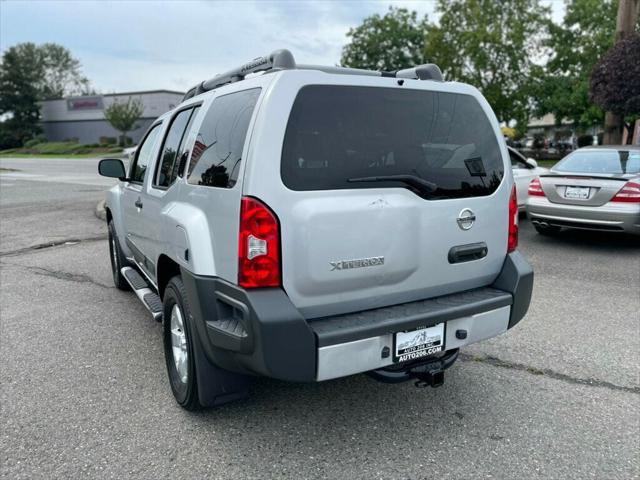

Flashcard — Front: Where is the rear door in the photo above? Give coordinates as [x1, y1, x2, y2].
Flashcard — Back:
[244, 75, 512, 318]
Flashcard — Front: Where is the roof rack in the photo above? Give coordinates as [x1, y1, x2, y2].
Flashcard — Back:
[182, 49, 443, 101]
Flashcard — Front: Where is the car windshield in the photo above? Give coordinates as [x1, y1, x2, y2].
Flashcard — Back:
[553, 149, 640, 175]
[281, 85, 504, 200]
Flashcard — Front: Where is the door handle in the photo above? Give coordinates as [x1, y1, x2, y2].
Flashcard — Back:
[135, 198, 143, 209]
[448, 242, 488, 264]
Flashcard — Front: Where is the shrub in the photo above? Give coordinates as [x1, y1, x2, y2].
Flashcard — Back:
[577, 134, 594, 147]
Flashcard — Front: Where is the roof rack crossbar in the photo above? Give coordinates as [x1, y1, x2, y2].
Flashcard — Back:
[182, 49, 443, 101]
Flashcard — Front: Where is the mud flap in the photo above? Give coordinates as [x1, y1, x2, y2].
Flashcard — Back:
[188, 312, 250, 407]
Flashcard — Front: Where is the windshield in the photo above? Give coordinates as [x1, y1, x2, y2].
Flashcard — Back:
[281, 85, 504, 200]
[554, 149, 640, 175]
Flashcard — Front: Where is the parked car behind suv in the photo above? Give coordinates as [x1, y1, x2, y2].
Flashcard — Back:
[98, 50, 533, 409]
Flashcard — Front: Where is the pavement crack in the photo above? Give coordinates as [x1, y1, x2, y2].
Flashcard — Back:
[459, 353, 639, 394]
[0, 235, 107, 257]
[1, 262, 113, 289]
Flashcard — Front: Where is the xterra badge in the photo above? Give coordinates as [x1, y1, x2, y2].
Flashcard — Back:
[330, 256, 384, 271]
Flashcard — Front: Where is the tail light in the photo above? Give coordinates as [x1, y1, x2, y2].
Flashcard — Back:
[611, 181, 640, 203]
[238, 197, 281, 288]
[508, 184, 518, 253]
[528, 177, 546, 197]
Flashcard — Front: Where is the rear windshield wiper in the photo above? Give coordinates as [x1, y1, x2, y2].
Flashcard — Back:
[347, 174, 437, 193]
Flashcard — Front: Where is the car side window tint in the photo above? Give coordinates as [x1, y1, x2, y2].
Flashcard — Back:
[171, 106, 200, 181]
[130, 123, 162, 183]
[187, 88, 260, 188]
[155, 108, 193, 188]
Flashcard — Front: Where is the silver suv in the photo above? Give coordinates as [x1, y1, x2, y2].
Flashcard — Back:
[98, 50, 533, 410]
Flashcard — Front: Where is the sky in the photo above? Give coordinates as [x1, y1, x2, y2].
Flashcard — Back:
[0, 0, 565, 94]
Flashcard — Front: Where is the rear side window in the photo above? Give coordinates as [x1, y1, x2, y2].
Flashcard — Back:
[155, 108, 194, 188]
[187, 88, 260, 188]
[281, 86, 504, 199]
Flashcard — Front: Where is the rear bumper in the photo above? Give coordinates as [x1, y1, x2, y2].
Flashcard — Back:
[181, 251, 533, 382]
[526, 197, 640, 234]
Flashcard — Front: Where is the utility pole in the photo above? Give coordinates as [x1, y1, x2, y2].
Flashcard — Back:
[603, 0, 640, 144]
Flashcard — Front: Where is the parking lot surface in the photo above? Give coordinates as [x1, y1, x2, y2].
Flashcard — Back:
[1, 157, 639, 479]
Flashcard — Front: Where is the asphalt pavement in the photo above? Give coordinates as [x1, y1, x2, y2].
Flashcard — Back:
[1, 157, 639, 479]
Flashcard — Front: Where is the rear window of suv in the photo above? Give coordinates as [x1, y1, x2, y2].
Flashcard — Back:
[281, 85, 504, 199]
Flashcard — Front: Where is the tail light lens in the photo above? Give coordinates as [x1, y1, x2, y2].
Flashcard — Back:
[528, 177, 546, 197]
[611, 181, 640, 203]
[508, 184, 518, 253]
[238, 196, 281, 288]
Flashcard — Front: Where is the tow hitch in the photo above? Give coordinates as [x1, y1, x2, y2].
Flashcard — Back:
[413, 367, 445, 388]
[367, 348, 459, 388]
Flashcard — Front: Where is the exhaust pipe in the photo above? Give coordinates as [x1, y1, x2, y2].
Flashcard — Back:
[531, 219, 549, 227]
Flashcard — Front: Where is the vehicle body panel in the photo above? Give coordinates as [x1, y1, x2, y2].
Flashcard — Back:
[242, 71, 513, 318]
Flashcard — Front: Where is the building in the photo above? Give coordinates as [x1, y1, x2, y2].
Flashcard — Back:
[526, 113, 603, 144]
[40, 90, 184, 144]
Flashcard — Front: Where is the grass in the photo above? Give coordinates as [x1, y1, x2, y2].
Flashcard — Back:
[0, 141, 124, 158]
[536, 159, 559, 168]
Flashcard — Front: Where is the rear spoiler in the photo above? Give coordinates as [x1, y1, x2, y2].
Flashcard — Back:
[539, 174, 629, 182]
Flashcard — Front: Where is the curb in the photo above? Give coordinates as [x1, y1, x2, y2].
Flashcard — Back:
[95, 200, 107, 222]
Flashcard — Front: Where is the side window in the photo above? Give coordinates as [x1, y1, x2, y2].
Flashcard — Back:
[130, 124, 162, 183]
[187, 88, 260, 188]
[172, 105, 200, 181]
[154, 108, 193, 188]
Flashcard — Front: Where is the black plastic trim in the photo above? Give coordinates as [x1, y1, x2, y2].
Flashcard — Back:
[491, 251, 534, 329]
[180, 269, 316, 382]
[448, 242, 488, 264]
[309, 287, 511, 347]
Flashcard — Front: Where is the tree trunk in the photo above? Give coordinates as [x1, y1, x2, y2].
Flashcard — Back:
[602, 0, 639, 145]
[615, 0, 640, 42]
[603, 112, 623, 145]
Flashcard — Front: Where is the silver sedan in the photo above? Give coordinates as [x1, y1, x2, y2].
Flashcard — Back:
[526, 146, 640, 235]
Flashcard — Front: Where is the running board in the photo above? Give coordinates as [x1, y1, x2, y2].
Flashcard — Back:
[121, 266, 163, 321]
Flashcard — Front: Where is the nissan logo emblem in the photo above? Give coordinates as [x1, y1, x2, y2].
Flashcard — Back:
[456, 209, 476, 230]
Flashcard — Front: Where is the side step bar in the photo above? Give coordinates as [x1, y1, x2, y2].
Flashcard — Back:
[121, 266, 163, 321]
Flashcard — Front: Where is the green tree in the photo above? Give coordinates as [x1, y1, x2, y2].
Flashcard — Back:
[104, 98, 144, 146]
[534, 0, 621, 130]
[590, 33, 640, 140]
[425, 0, 550, 132]
[0, 43, 91, 148]
[341, 7, 428, 71]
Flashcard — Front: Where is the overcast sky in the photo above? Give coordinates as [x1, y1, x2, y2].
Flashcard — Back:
[1, 0, 565, 94]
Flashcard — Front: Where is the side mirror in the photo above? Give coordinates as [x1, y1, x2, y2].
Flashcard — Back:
[98, 158, 127, 180]
[525, 158, 538, 169]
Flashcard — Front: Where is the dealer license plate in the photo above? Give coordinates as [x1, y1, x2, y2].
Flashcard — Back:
[565, 186, 589, 199]
[394, 323, 445, 363]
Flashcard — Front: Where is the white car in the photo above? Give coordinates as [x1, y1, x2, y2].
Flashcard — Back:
[508, 146, 549, 210]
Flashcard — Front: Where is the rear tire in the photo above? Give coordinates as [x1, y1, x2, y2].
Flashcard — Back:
[163, 276, 201, 411]
[108, 220, 131, 290]
[534, 223, 562, 236]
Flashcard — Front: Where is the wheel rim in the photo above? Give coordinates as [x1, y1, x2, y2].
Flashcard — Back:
[170, 304, 188, 384]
